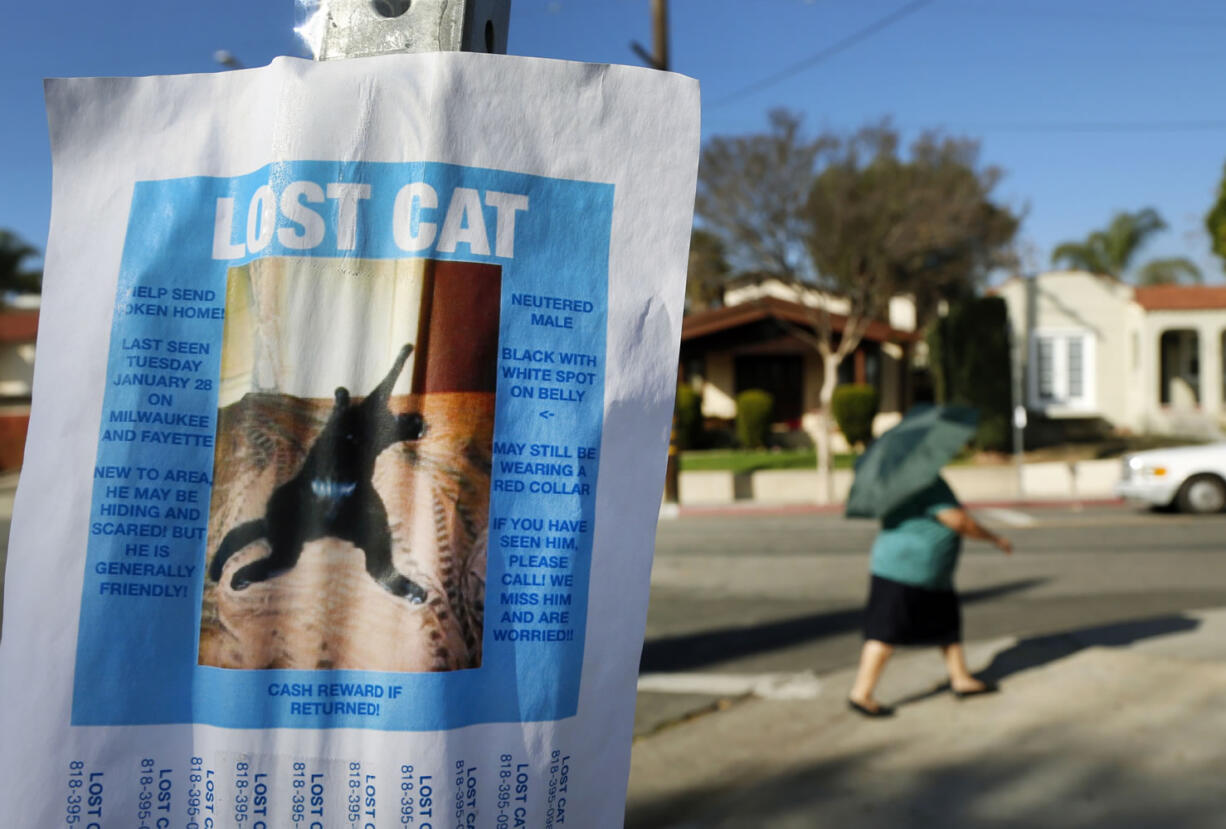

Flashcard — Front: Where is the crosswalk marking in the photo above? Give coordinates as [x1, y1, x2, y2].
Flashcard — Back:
[637, 671, 823, 700]
[978, 507, 1037, 527]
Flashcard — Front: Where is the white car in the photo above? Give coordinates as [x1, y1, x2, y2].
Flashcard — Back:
[1116, 443, 1226, 514]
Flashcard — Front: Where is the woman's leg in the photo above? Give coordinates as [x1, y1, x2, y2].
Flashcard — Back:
[940, 642, 989, 693]
[849, 639, 894, 711]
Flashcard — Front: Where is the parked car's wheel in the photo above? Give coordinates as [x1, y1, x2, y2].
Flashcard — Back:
[1176, 474, 1226, 514]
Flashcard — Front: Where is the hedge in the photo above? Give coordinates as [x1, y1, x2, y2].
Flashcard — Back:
[735, 389, 774, 449]
[831, 383, 879, 448]
[674, 384, 704, 450]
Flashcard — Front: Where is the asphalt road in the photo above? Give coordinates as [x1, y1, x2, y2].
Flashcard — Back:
[635, 504, 1226, 735]
[4, 491, 1224, 742]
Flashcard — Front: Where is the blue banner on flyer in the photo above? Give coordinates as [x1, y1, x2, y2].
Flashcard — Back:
[72, 160, 612, 730]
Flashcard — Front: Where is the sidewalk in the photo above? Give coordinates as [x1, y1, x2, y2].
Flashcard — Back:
[677, 458, 1122, 508]
[669, 496, 1125, 519]
[627, 608, 1226, 828]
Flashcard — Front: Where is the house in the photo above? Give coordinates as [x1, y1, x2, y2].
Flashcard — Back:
[679, 277, 920, 448]
[0, 307, 38, 470]
[996, 270, 1226, 439]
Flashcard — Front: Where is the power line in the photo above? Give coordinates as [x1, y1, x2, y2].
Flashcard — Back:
[944, 4, 1226, 31]
[710, 0, 935, 107]
[700, 112, 1226, 138]
[957, 120, 1226, 135]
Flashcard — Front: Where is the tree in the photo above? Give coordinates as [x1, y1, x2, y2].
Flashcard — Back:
[0, 230, 42, 299]
[1051, 208, 1201, 284]
[1206, 164, 1226, 270]
[695, 109, 829, 280]
[695, 114, 1019, 494]
[800, 126, 1017, 488]
[685, 229, 731, 312]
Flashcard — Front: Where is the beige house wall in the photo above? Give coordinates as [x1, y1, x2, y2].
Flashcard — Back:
[722, 279, 920, 335]
[887, 296, 917, 332]
[1002, 271, 1226, 438]
[0, 344, 35, 398]
[701, 351, 737, 419]
[722, 280, 851, 316]
[999, 271, 1132, 422]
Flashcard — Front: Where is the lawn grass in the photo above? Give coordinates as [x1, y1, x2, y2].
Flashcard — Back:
[679, 448, 857, 473]
[678, 433, 1208, 475]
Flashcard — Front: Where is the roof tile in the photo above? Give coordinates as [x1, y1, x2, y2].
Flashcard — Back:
[1134, 285, 1226, 311]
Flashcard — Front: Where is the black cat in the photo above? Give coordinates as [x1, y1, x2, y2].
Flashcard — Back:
[208, 343, 429, 603]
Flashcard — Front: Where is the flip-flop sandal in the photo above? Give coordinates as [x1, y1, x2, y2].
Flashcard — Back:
[848, 698, 895, 718]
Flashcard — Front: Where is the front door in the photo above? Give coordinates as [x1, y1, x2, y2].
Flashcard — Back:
[734, 354, 804, 425]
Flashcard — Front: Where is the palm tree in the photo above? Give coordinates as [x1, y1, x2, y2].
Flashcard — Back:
[1050, 208, 1201, 284]
[1136, 257, 1204, 286]
[1207, 161, 1226, 269]
[0, 230, 42, 299]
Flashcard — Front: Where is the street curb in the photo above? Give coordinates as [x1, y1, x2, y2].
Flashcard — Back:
[667, 497, 1126, 518]
[963, 497, 1126, 510]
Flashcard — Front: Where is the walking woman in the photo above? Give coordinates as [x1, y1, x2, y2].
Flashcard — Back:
[847, 475, 1012, 717]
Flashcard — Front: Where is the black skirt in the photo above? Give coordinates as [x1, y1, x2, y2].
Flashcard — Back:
[863, 574, 961, 646]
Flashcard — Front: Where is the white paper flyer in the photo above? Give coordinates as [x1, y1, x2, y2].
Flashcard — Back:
[0, 53, 699, 827]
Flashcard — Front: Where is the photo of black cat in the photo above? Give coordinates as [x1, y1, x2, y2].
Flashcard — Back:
[200, 257, 498, 673]
[207, 342, 430, 603]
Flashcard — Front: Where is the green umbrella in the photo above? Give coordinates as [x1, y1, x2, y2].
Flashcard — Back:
[844, 404, 979, 519]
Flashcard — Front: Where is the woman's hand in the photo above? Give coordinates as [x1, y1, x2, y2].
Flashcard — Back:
[936, 507, 1013, 555]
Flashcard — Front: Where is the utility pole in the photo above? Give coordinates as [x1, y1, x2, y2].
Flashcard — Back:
[1010, 326, 1027, 503]
[631, 0, 670, 71]
[308, 1, 688, 514]
[314, 0, 510, 59]
[632, 0, 680, 505]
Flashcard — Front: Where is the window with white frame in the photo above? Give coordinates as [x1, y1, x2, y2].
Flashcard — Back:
[1029, 330, 1096, 411]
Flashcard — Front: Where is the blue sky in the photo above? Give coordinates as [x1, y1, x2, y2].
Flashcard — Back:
[4, 0, 1225, 281]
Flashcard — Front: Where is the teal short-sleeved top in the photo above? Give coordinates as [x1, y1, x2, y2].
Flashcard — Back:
[869, 477, 962, 591]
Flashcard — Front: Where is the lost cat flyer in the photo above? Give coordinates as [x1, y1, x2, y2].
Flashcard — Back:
[0, 54, 698, 827]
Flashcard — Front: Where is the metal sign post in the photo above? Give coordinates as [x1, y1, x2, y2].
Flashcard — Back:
[314, 0, 510, 59]
[1010, 326, 1027, 502]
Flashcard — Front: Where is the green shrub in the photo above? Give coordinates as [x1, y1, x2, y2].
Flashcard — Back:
[673, 384, 704, 450]
[975, 414, 1011, 455]
[831, 384, 880, 447]
[735, 389, 774, 449]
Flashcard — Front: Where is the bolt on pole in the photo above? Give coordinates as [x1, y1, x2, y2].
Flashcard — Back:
[315, 0, 510, 59]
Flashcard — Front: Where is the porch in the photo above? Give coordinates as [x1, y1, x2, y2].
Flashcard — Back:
[1136, 286, 1226, 439]
[678, 297, 917, 448]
